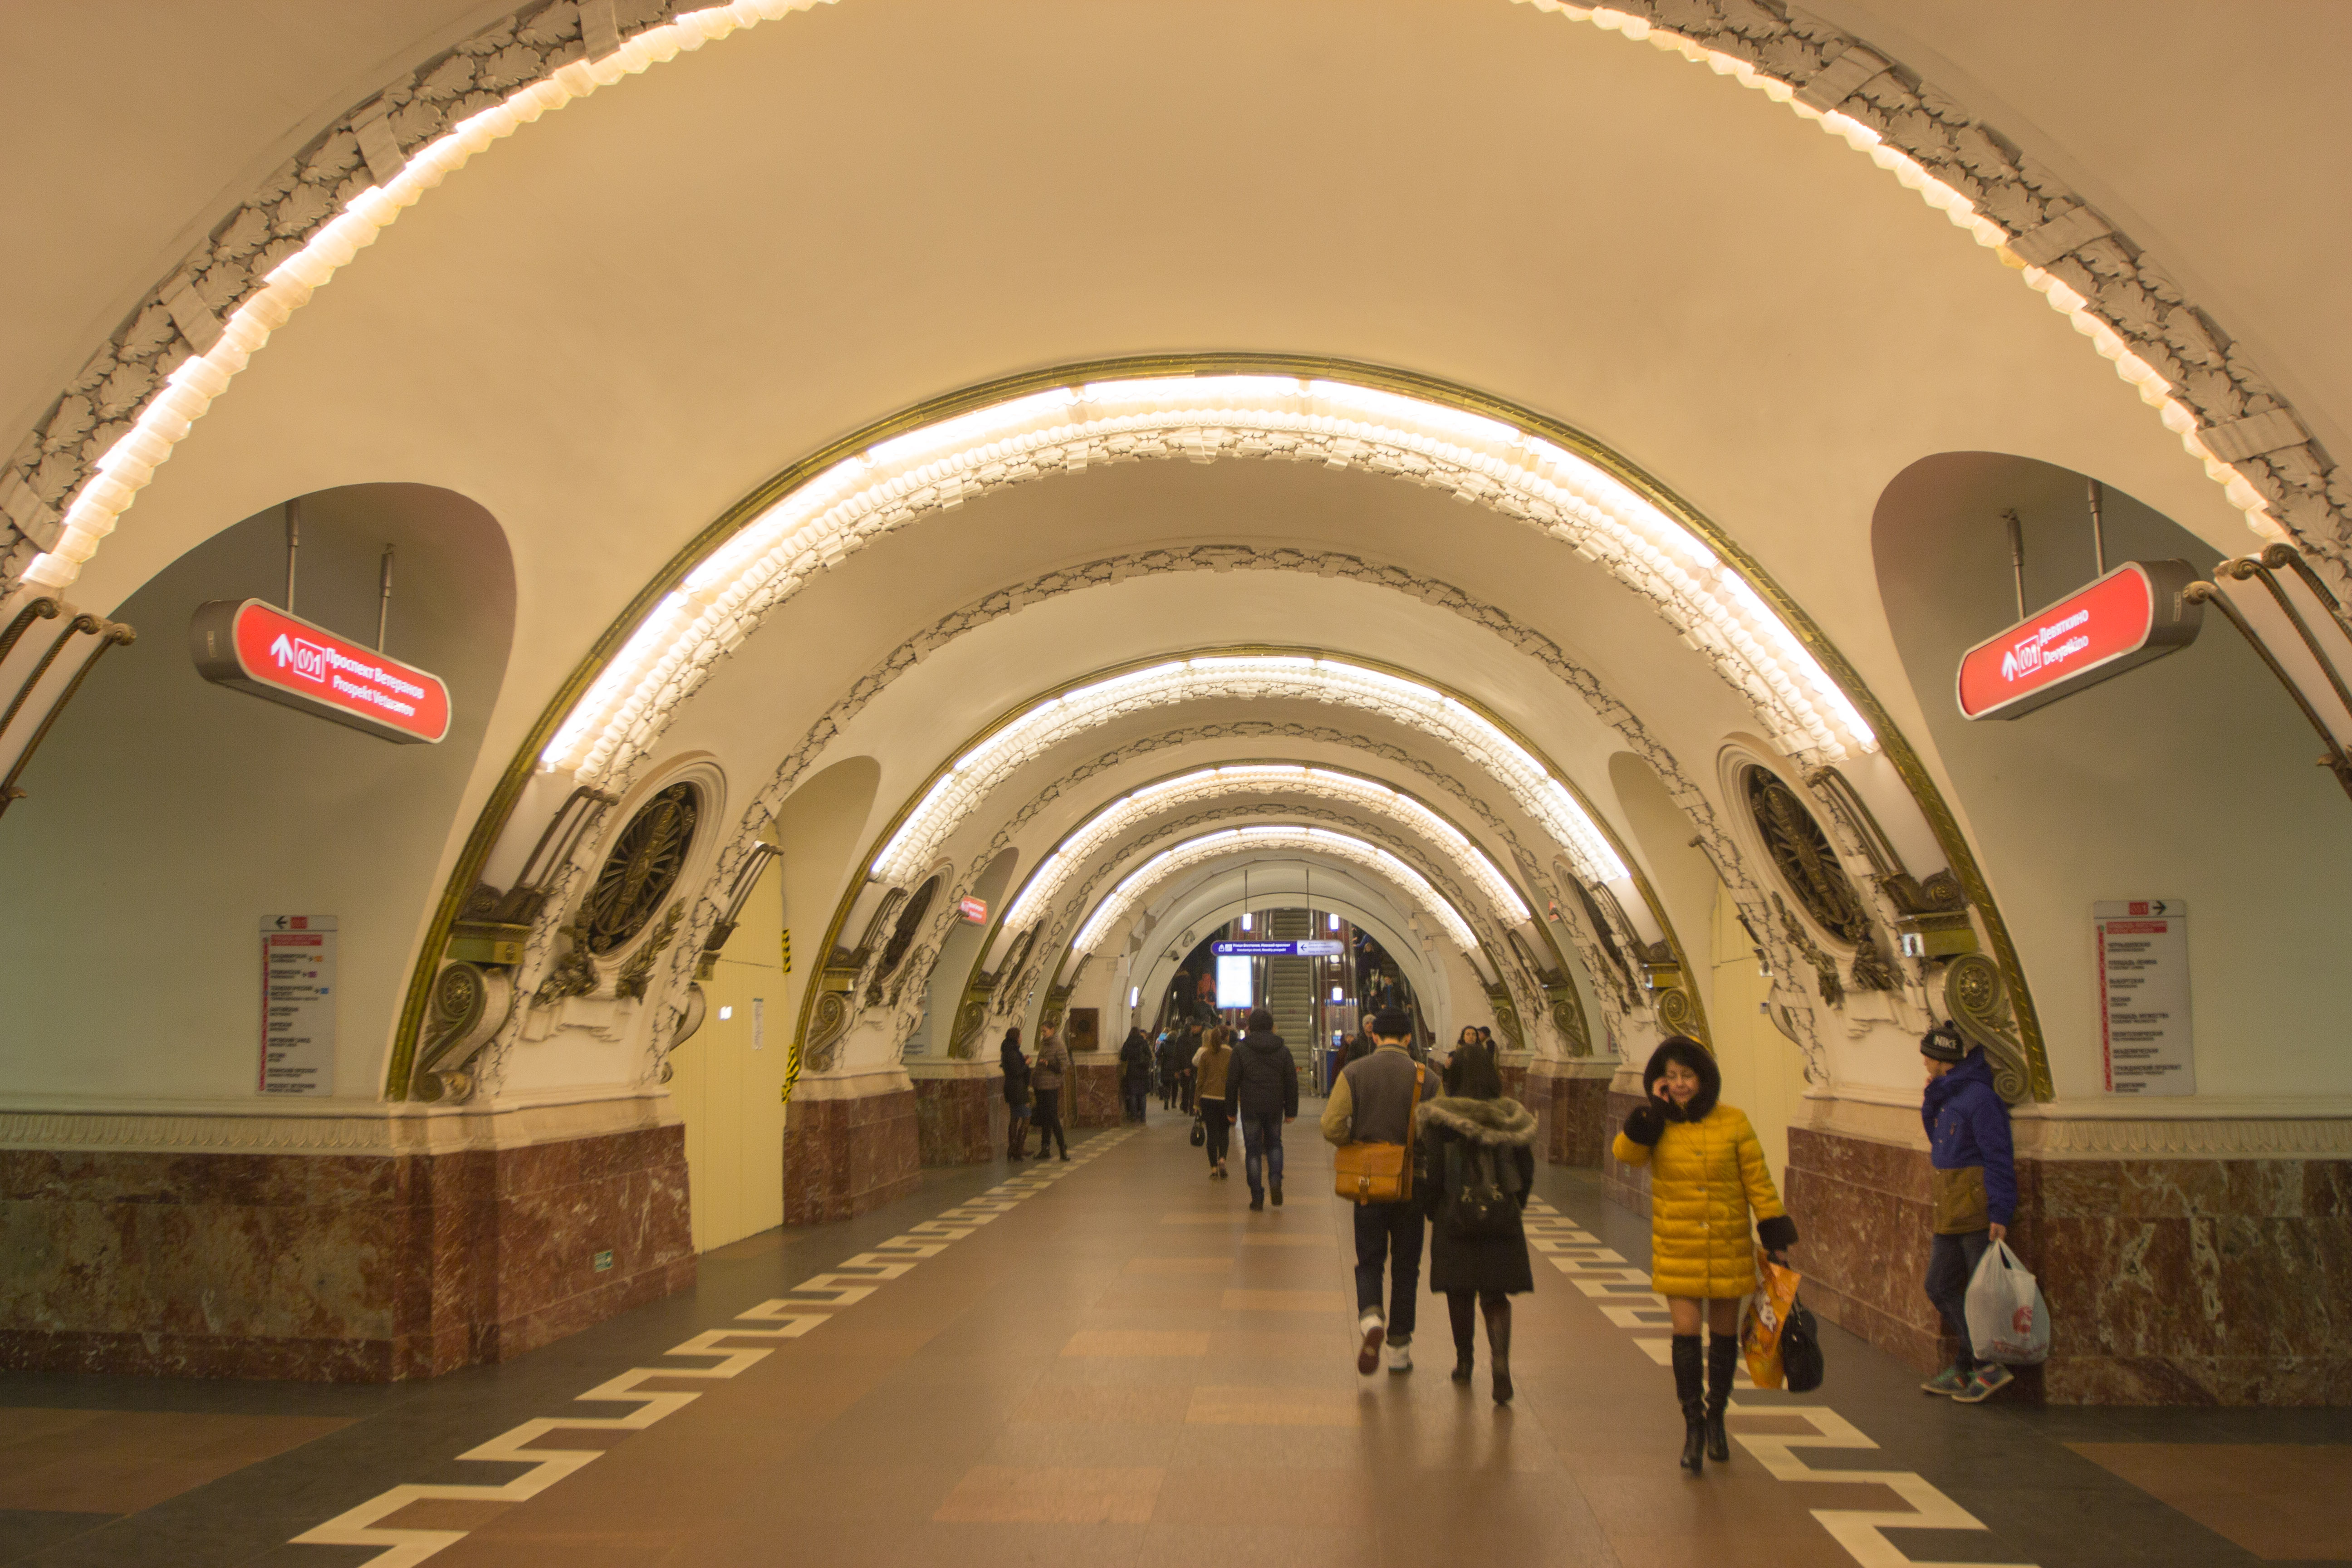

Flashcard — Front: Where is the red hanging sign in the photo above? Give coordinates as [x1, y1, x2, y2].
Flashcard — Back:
[1955, 560, 2202, 721]
[957, 896, 989, 924]
[191, 599, 451, 744]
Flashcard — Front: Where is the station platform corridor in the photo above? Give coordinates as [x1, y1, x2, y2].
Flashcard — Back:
[5, 1119, 2345, 1568]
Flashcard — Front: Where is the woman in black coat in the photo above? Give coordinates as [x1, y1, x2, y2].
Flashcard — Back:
[1117, 1028, 1154, 1123]
[1000, 1029, 1032, 1160]
[1414, 1046, 1538, 1403]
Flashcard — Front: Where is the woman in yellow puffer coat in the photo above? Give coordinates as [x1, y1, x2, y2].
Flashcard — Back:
[1611, 1036, 1798, 1476]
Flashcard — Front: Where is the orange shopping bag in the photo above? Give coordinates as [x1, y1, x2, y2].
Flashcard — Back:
[1738, 1249, 1802, 1389]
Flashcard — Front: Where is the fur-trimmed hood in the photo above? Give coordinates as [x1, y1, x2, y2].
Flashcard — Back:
[1641, 1035, 1721, 1122]
[1415, 1095, 1538, 1146]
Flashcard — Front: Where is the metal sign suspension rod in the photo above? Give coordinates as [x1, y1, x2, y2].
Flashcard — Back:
[377, 544, 394, 651]
[2087, 480, 2107, 577]
[2002, 508, 2026, 620]
[284, 498, 300, 613]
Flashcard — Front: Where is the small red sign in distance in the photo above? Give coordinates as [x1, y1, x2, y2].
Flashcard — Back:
[191, 599, 451, 744]
[1955, 560, 2202, 721]
[958, 896, 989, 923]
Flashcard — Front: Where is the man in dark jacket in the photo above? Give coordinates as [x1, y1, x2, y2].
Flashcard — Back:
[1118, 1028, 1154, 1123]
[1225, 1008, 1298, 1211]
[1321, 1009, 1441, 1374]
[1919, 1023, 2018, 1403]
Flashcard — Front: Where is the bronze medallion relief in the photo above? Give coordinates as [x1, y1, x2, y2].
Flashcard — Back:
[1742, 766, 1871, 949]
[583, 782, 699, 955]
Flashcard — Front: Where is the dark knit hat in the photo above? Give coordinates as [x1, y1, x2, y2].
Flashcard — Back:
[1920, 1021, 1967, 1063]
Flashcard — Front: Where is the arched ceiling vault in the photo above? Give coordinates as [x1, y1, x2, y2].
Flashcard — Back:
[7, 0, 2335, 599]
[773, 638, 1673, 1087]
[403, 360, 2049, 1104]
[1000, 762, 1533, 940]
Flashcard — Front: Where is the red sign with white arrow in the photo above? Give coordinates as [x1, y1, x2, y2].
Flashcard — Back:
[1955, 560, 2203, 721]
[191, 599, 451, 744]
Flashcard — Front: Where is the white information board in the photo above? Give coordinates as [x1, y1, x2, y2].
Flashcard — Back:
[1215, 953, 1254, 1009]
[2093, 900, 2193, 1096]
[260, 916, 337, 1096]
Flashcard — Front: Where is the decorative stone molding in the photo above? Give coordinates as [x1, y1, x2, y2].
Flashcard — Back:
[9, 0, 2336, 618]
[610, 545, 1788, 1109]
[1801, 1088, 2352, 1161]
[2016, 1114, 2352, 1161]
[0, 1090, 676, 1158]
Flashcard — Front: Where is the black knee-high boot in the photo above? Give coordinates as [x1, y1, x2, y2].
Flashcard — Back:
[1483, 1297, 1514, 1405]
[1705, 1335, 1739, 1461]
[1671, 1333, 1705, 1473]
[1448, 1294, 1476, 1382]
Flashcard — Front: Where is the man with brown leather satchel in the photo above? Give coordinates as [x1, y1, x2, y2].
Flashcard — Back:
[1321, 1009, 1441, 1374]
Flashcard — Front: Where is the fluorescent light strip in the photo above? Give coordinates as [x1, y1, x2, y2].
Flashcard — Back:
[21, 0, 2288, 646]
[1000, 764, 1530, 933]
[1071, 826, 1480, 954]
[868, 655, 1627, 888]
[542, 376, 1878, 777]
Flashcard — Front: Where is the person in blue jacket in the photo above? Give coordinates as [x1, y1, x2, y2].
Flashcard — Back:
[1919, 1022, 2018, 1403]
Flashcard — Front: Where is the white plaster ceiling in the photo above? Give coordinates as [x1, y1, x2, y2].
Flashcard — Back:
[5, 0, 2347, 1107]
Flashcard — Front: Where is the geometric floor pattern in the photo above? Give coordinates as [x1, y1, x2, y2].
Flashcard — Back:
[3, 1118, 2346, 1567]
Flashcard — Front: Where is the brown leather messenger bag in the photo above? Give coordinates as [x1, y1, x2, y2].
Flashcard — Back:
[1332, 1061, 1424, 1204]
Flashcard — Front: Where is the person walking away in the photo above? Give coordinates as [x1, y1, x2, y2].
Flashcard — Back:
[1227, 1008, 1298, 1211]
[1000, 1028, 1032, 1161]
[1416, 1044, 1537, 1402]
[1918, 1022, 2018, 1403]
[1157, 1033, 1181, 1110]
[1030, 1024, 1071, 1161]
[1118, 1028, 1153, 1123]
[1322, 1009, 1442, 1374]
[1192, 1024, 1235, 1178]
[1612, 1035, 1798, 1475]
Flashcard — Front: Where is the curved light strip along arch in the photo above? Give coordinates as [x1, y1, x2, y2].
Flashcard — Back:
[871, 654, 1627, 889]
[1002, 764, 1531, 935]
[17, 0, 2295, 601]
[547, 375, 1874, 777]
[1072, 827, 1479, 955]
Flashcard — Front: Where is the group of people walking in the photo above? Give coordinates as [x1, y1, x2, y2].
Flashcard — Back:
[996, 1004, 2019, 1467]
[997, 1024, 1069, 1161]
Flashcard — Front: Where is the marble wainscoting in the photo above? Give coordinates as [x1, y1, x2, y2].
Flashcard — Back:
[1523, 1060, 1615, 1168]
[1783, 1100, 2352, 1406]
[1601, 1088, 1650, 1215]
[781, 1070, 921, 1224]
[1068, 1058, 1122, 1128]
[0, 1098, 691, 1382]
[906, 1061, 1004, 1166]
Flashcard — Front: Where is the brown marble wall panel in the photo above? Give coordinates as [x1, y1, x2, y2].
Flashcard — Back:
[0, 1126, 692, 1383]
[781, 1088, 921, 1225]
[911, 1075, 1002, 1166]
[1781, 1129, 2352, 1406]
[1498, 1063, 1528, 1106]
[1523, 1073, 1609, 1168]
[1069, 1061, 1122, 1128]
[1601, 1091, 1649, 1217]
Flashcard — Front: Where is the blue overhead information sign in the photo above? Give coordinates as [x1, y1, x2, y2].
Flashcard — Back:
[1213, 940, 1345, 957]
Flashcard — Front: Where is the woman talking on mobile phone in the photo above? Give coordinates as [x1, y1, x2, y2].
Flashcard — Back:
[1611, 1035, 1798, 1475]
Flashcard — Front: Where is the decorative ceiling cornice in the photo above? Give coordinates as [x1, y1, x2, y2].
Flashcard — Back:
[5, 0, 2337, 602]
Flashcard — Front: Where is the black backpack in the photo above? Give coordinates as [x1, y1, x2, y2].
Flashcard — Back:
[1441, 1140, 1521, 1240]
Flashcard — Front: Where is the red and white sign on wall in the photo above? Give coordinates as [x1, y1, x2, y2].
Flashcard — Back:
[2093, 900, 2194, 1096]
[191, 599, 451, 744]
[957, 896, 989, 924]
[1955, 560, 2203, 721]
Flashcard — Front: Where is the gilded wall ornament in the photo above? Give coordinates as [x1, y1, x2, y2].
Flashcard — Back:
[614, 902, 683, 1001]
[583, 783, 697, 956]
[1773, 892, 1845, 1009]
[1744, 767, 1872, 948]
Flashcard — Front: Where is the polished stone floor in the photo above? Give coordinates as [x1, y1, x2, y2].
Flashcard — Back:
[3, 1118, 2348, 1567]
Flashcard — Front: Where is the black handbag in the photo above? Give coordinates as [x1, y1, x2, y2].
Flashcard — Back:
[1189, 1110, 1205, 1147]
[1781, 1299, 1825, 1392]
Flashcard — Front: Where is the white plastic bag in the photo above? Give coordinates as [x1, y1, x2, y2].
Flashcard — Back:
[1964, 1238, 2049, 1366]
